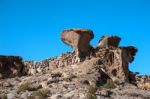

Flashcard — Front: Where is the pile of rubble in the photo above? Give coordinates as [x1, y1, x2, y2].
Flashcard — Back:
[0, 28, 150, 99]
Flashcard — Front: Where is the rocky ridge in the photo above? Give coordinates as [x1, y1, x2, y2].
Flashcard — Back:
[0, 28, 150, 99]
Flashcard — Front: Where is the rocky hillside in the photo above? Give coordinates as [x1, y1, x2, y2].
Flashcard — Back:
[0, 28, 150, 99]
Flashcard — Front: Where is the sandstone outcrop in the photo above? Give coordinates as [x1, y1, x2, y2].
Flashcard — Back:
[0, 28, 150, 99]
[61, 28, 94, 62]
[62, 29, 137, 82]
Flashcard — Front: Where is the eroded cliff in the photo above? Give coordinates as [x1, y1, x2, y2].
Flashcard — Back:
[0, 28, 150, 99]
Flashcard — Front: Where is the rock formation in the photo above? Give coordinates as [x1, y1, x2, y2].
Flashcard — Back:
[0, 28, 150, 99]
[0, 56, 24, 78]
[61, 28, 94, 62]
[92, 47, 130, 83]
[98, 36, 121, 47]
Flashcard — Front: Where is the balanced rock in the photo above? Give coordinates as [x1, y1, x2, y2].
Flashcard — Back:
[61, 28, 94, 62]
[98, 36, 121, 47]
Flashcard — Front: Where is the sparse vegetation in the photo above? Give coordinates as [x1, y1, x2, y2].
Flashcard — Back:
[0, 30, 149, 98]
[33, 88, 50, 99]
[0, 94, 7, 99]
[86, 85, 97, 99]
[27, 96, 35, 99]
[17, 82, 31, 92]
[103, 79, 116, 89]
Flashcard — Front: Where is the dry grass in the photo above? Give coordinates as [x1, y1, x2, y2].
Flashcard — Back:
[32, 88, 50, 99]
[17, 81, 31, 92]
[86, 85, 97, 99]
[0, 94, 7, 99]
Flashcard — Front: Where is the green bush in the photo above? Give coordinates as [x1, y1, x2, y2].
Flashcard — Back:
[86, 85, 97, 99]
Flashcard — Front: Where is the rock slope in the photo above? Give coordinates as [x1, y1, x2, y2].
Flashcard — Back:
[0, 28, 150, 99]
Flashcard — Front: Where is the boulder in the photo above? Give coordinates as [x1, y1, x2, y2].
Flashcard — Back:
[61, 28, 94, 62]
[0, 55, 24, 78]
[98, 36, 121, 47]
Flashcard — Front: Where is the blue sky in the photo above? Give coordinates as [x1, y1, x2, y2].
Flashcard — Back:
[0, 0, 150, 74]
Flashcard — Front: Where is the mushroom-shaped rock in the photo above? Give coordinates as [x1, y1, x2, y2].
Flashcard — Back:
[98, 36, 121, 47]
[61, 28, 94, 62]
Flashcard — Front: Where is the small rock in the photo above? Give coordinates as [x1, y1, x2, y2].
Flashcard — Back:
[40, 81, 48, 88]
[3, 82, 12, 87]
[50, 94, 62, 99]
[29, 83, 42, 91]
[47, 78, 60, 84]
[20, 91, 30, 99]
[51, 72, 62, 78]
[37, 67, 42, 73]
[143, 82, 150, 90]
[81, 80, 90, 85]
[7, 93, 15, 99]
[30, 68, 36, 75]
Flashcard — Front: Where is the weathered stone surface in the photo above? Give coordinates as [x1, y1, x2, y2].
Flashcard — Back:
[98, 36, 121, 47]
[126, 46, 138, 63]
[61, 28, 94, 62]
[0, 56, 24, 78]
[23, 60, 50, 75]
[1, 28, 150, 99]
[93, 46, 137, 83]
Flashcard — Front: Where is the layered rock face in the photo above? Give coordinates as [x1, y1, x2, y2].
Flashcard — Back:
[0, 56, 24, 78]
[0, 28, 150, 99]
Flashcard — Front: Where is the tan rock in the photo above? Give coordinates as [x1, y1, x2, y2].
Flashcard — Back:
[94, 46, 137, 83]
[40, 81, 48, 88]
[61, 28, 94, 62]
[29, 68, 36, 75]
[143, 83, 150, 90]
[98, 36, 121, 47]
